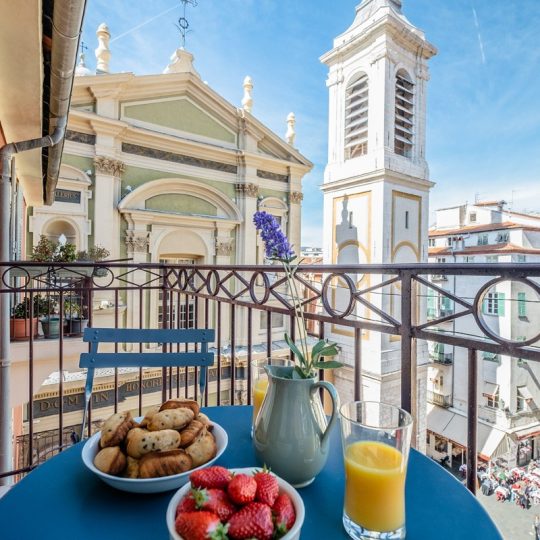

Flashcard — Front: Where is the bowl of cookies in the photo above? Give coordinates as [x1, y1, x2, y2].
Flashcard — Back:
[81, 399, 228, 494]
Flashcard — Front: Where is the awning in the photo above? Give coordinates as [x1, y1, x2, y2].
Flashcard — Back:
[518, 386, 533, 400]
[427, 404, 510, 460]
[512, 424, 540, 441]
[483, 382, 499, 395]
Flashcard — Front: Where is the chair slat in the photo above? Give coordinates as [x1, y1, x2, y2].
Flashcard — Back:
[82, 327, 215, 344]
[80, 352, 213, 369]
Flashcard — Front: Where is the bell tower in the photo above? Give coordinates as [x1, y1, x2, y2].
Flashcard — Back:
[321, 0, 437, 447]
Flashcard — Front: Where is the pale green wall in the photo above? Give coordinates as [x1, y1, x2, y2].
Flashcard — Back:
[122, 166, 236, 199]
[123, 99, 236, 144]
[146, 194, 217, 216]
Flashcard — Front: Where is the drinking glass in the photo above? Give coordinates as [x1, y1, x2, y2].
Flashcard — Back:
[251, 357, 293, 429]
[340, 401, 413, 540]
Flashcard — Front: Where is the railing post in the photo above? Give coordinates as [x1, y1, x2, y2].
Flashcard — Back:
[354, 327, 362, 401]
[400, 271, 413, 413]
[161, 266, 168, 403]
[467, 348, 478, 494]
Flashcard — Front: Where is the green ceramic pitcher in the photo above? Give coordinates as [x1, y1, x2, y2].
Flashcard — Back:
[253, 364, 339, 487]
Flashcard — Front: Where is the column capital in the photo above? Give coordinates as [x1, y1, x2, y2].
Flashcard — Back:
[125, 232, 149, 253]
[94, 156, 126, 176]
[235, 182, 259, 198]
[215, 237, 234, 257]
[290, 191, 304, 204]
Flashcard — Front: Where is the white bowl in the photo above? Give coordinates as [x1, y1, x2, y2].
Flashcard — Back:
[81, 418, 228, 494]
[166, 467, 305, 540]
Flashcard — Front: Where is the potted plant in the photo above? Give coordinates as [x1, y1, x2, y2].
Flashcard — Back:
[40, 297, 60, 339]
[10, 295, 48, 340]
[252, 211, 342, 487]
[77, 245, 110, 277]
[63, 299, 88, 335]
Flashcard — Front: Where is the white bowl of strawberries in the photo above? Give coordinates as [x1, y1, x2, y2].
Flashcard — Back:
[166, 465, 305, 540]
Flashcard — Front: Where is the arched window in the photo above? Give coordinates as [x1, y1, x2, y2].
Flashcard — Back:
[344, 72, 369, 159]
[394, 69, 414, 157]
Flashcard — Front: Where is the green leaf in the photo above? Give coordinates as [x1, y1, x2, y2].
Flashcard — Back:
[310, 339, 327, 363]
[293, 366, 308, 379]
[319, 345, 339, 357]
[312, 360, 343, 369]
[284, 333, 305, 364]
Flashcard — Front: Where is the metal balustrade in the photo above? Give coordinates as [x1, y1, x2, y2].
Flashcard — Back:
[0, 261, 539, 495]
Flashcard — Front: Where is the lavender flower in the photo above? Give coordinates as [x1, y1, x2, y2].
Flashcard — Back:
[253, 211, 295, 261]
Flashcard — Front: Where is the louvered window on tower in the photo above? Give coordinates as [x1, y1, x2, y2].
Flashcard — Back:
[344, 73, 368, 159]
[394, 70, 414, 157]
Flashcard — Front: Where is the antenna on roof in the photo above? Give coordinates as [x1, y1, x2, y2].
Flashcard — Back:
[176, 0, 198, 48]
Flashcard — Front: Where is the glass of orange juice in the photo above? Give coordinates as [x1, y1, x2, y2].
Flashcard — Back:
[251, 358, 293, 433]
[340, 401, 412, 540]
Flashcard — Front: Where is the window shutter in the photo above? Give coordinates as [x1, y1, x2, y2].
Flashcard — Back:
[482, 297, 488, 314]
[497, 293, 505, 316]
[345, 73, 369, 159]
[518, 292, 526, 317]
[394, 71, 414, 157]
[427, 289, 436, 317]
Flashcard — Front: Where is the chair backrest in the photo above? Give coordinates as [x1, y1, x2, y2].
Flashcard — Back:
[78, 327, 215, 438]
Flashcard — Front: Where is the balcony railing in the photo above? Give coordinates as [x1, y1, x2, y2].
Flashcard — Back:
[431, 352, 454, 365]
[0, 261, 539, 496]
[427, 390, 453, 408]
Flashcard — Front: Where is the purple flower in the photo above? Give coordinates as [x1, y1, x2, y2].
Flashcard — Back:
[253, 211, 295, 261]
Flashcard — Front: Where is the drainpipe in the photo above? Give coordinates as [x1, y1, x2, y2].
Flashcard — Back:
[0, 119, 66, 484]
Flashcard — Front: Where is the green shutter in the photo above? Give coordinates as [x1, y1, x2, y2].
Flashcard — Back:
[427, 289, 436, 318]
[441, 296, 452, 311]
[497, 293, 505, 316]
[518, 292, 526, 317]
[482, 297, 488, 314]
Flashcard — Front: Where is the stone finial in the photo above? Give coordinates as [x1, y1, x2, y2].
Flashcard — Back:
[163, 48, 200, 77]
[285, 112, 296, 146]
[242, 76, 253, 113]
[95, 23, 111, 74]
[75, 52, 92, 77]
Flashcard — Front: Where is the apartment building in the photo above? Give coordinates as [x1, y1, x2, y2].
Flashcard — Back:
[426, 200, 540, 467]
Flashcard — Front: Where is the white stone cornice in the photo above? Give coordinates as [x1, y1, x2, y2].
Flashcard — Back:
[321, 169, 435, 193]
[120, 208, 241, 230]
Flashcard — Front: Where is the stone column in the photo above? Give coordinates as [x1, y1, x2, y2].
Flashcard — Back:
[235, 182, 259, 265]
[289, 190, 303, 255]
[125, 231, 150, 339]
[93, 156, 125, 259]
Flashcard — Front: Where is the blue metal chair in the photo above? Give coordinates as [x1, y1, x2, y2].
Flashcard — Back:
[79, 327, 215, 438]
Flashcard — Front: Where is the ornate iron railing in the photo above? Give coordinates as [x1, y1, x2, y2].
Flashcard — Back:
[0, 261, 539, 494]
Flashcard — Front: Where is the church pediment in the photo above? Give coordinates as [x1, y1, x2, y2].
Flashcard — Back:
[121, 95, 237, 145]
[257, 136, 304, 164]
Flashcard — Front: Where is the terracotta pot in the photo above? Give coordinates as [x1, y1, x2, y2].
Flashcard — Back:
[10, 318, 39, 340]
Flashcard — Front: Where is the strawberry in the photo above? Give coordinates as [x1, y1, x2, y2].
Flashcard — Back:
[272, 493, 296, 536]
[190, 466, 232, 490]
[227, 502, 274, 540]
[253, 467, 279, 506]
[227, 473, 257, 505]
[176, 492, 198, 516]
[175, 511, 228, 540]
[192, 488, 236, 522]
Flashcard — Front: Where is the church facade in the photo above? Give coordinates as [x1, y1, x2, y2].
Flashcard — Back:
[28, 23, 311, 287]
[321, 0, 437, 449]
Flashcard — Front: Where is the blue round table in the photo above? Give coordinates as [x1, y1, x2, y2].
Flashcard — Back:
[0, 406, 501, 539]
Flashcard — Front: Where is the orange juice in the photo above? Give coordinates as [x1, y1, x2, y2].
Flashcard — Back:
[344, 440, 406, 532]
[252, 378, 269, 424]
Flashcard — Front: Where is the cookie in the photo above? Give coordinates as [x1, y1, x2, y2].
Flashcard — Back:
[179, 419, 204, 448]
[160, 399, 200, 417]
[94, 446, 127, 475]
[100, 411, 135, 448]
[139, 405, 160, 428]
[147, 407, 194, 431]
[126, 428, 181, 459]
[124, 456, 139, 479]
[185, 427, 217, 468]
[139, 449, 193, 478]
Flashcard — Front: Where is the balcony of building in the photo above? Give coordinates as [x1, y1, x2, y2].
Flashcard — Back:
[0, 260, 539, 499]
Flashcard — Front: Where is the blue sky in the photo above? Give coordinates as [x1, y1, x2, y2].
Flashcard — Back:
[81, 0, 540, 246]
